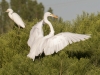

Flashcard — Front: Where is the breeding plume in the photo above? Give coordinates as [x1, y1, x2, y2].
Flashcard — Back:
[27, 12, 91, 61]
[6, 8, 25, 28]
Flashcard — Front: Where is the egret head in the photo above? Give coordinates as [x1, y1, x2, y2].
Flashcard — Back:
[44, 12, 58, 19]
[6, 8, 13, 13]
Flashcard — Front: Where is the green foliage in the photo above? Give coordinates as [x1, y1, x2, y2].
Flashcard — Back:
[48, 7, 53, 13]
[0, 0, 10, 34]
[0, 12, 100, 75]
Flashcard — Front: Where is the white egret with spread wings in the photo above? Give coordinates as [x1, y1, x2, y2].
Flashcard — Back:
[27, 12, 91, 61]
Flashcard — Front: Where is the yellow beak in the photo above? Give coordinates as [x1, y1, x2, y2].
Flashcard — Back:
[51, 14, 58, 18]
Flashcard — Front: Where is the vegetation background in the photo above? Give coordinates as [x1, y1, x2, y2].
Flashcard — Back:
[0, 0, 100, 75]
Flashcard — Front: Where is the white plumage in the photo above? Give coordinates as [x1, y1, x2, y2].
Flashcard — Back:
[27, 12, 91, 61]
[6, 8, 25, 28]
[27, 20, 44, 47]
[43, 32, 90, 55]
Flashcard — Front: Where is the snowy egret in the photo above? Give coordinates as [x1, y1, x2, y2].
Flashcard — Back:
[6, 8, 25, 28]
[27, 12, 91, 61]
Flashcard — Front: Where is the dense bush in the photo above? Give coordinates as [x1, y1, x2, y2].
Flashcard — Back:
[0, 12, 100, 75]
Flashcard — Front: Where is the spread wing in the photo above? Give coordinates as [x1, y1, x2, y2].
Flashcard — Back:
[12, 13, 25, 28]
[27, 20, 44, 48]
[43, 32, 91, 55]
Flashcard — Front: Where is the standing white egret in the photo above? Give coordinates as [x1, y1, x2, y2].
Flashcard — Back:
[6, 8, 25, 28]
[27, 12, 91, 61]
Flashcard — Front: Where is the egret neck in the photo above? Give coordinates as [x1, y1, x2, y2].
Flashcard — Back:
[43, 16, 55, 37]
[8, 10, 13, 20]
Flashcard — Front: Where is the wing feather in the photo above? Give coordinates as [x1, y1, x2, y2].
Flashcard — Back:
[27, 20, 44, 48]
[43, 32, 91, 55]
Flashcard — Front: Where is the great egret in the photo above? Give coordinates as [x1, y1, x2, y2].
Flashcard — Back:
[27, 12, 91, 61]
[6, 8, 25, 28]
